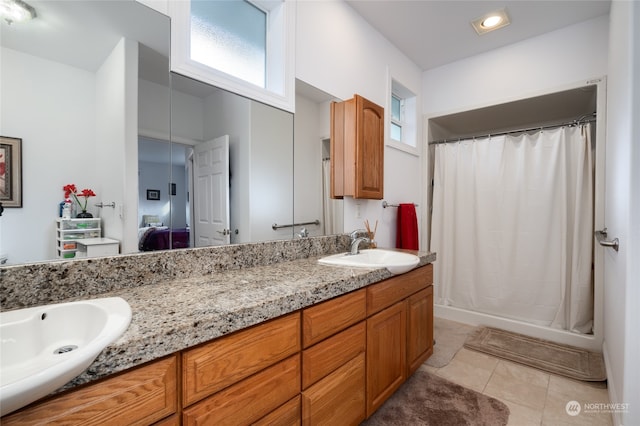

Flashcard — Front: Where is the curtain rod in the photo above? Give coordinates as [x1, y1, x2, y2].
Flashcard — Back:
[428, 114, 596, 146]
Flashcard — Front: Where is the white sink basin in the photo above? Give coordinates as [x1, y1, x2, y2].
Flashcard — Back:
[0, 297, 132, 416]
[318, 249, 420, 275]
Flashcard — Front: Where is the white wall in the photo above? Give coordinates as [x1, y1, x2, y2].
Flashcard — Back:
[604, 2, 640, 425]
[250, 101, 294, 242]
[0, 47, 96, 264]
[423, 15, 609, 115]
[171, 89, 205, 143]
[296, 0, 423, 249]
[138, 160, 171, 227]
[138, 78, 171, 140]
[293, 93, 324, 237]
[95, 38, 139, 254]
[203, 89, 251, 243]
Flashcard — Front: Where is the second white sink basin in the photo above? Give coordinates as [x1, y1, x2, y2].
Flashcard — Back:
[319, 249, 420, 275]
[0, 297, 132, 416]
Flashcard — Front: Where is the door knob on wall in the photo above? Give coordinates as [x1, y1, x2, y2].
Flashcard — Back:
[595, 228, 619, 252]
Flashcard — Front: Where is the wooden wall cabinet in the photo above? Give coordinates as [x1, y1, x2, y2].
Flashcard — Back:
[330, 94, 384, 199]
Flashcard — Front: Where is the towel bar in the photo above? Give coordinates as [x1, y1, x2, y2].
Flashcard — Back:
[382, 201, 419, 208]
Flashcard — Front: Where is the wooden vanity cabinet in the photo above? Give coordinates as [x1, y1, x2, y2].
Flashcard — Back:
[2, 355, 178, 426]
[2, 264, 433, 425]
[330, 94, 384, 199]
[301, 289, 367, 425]
[365, 264, 434, 417]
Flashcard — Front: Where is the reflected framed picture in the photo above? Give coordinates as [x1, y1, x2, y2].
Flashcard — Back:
[146, 189, 160, 200]
[0, 136, 22, 208]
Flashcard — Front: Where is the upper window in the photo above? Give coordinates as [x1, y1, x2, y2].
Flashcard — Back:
[170, 0, 295, 112]
[390, 79, 417, 150]
[390, 93, 404, 142]
[190, 1, 266, 88]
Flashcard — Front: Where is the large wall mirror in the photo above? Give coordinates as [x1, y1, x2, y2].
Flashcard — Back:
[1, 0, 343, 266]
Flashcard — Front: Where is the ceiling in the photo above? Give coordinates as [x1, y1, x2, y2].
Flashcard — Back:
[0, 1, 169, 72]
[345, 0, 611, 71]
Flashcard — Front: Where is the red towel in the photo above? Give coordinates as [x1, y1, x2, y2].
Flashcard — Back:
[396, 203, 419, 250]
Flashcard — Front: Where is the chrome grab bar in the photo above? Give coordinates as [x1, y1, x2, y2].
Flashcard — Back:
[595, 228, 619, 252]
[95, 202, 116, 208]
[272, 219, 320, 230]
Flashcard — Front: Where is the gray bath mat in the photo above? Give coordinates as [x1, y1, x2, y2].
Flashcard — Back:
[464, 327, 606, 381]
[362, 368, 510, 426]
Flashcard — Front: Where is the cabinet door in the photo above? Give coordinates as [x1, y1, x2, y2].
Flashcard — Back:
[407, 286, 434, 375]
[302, 353, 365, 426]
[366, 301, 406, 417]
[2, 356, 177, 426]
[330, 94, 384, 200]
[354, 94, 384, 199]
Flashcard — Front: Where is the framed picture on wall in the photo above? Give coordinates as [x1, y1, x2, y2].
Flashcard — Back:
[146, 189, 160, 200]
[0, 136, 23, 208]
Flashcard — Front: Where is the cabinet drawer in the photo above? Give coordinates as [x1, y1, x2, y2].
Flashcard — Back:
[302, 289, 366, 348]
[367, 264, 432, 315]
[302, 321, 365, 389]
[3, 356, 177, 426]
[253, 395, 301, 426]
[182, 312, 300, 406]
[301, 353, 365, 426]
[183, 355, 301, 426]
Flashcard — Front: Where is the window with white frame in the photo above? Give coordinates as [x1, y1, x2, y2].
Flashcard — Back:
[170, 0, 294, 112]
[390, 79, 417, 149]
[190, 0, 267, 88]
[390, 93, 404, 142]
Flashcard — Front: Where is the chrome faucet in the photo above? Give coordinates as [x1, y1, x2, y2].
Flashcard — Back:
[349, 229, 370, 255]
[350, 237, 370, 255]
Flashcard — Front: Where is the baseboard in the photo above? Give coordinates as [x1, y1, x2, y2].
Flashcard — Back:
[603, 341, 623, 426]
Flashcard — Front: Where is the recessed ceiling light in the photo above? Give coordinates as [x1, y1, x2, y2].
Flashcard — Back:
[482, 15, 503, 28]
[0, 0, 36, 25]
[471, 8, 510, 35]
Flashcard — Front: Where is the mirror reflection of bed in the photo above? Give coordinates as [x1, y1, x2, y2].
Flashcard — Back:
[138, 215, 190, 251]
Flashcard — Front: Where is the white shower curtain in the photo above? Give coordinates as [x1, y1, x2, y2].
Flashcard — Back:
[322, 159, 343, 235]
[430, 124, 593, 333]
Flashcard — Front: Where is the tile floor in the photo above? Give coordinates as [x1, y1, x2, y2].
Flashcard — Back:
[423, 346, 613, 426]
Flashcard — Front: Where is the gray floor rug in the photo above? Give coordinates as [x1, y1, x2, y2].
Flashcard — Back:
[464, 327, 606, 381]
[361, 367, 510, 426]
[426, 317, 477, 368]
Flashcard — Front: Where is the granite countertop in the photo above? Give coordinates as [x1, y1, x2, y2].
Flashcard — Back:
[65, 251, 436, 390]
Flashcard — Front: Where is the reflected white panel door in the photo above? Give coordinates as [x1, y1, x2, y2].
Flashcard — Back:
[193, 135, 230, 246]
